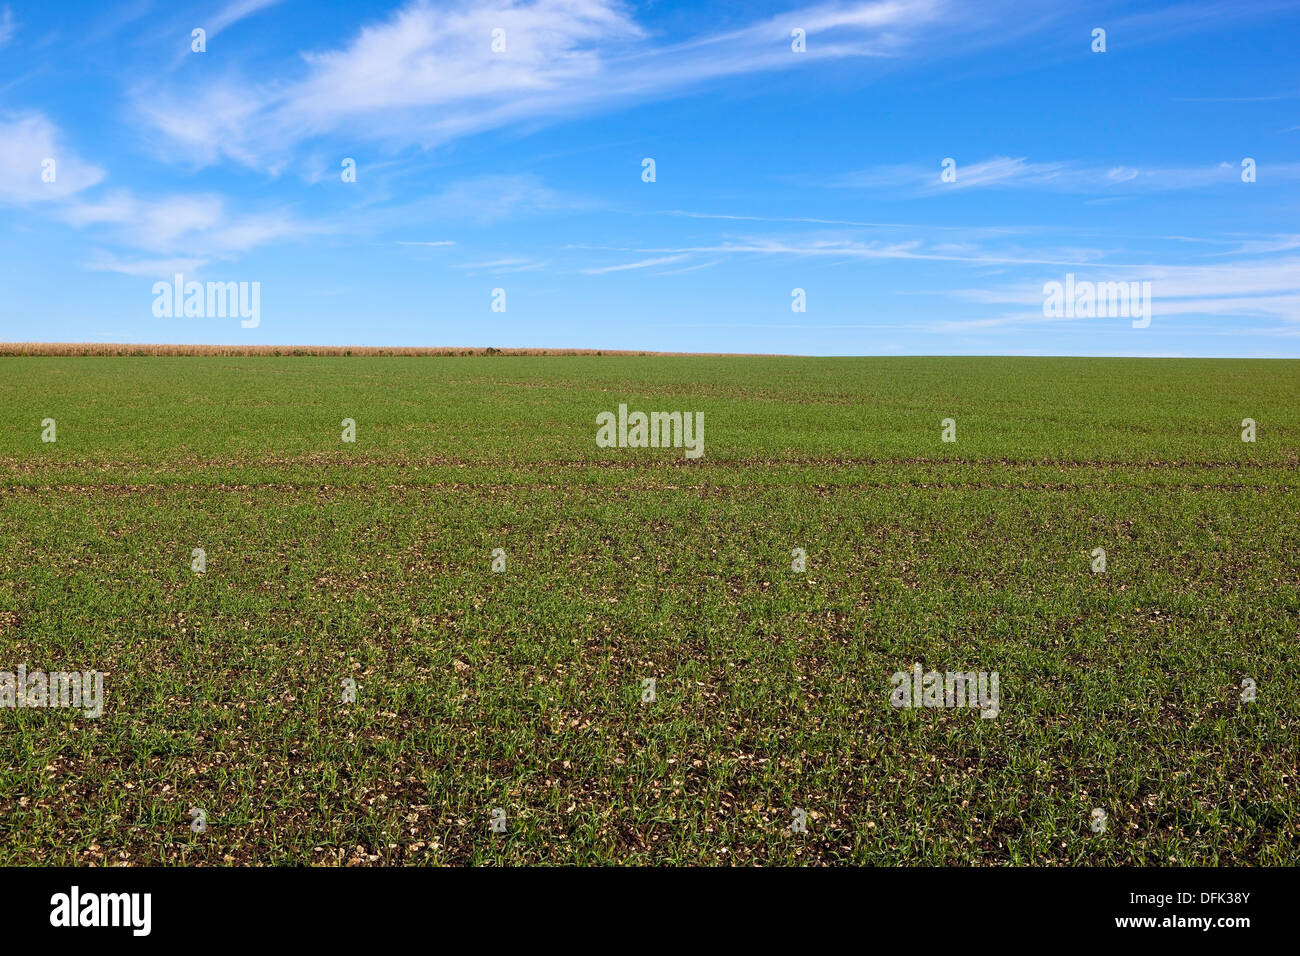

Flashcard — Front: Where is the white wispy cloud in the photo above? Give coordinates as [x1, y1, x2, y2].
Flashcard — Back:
[653, 258, 728, 275]
[0, 6, 15, 47]
[583, 254, 688, 274]
[0, 113, 105, 203]
[826, 156, 1300, 194]
[84, 252, 210, 277]
[935, 257, 1300, 331]
[132, 0, 959, 172]
[1100, 0, 1300, 50]
[208, 0, 285, 37]
[157, 0, 287, 69]
[0, 111, 314, 273]
[621, 235, 1101, 268]
[421, 174, 571, 223]
[961, 258, 1300, 303]
[455, 256, 547, 274]
[58, 189, 320, 274]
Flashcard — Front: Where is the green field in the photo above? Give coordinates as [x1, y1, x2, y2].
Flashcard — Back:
[1, 355, 1297, 865]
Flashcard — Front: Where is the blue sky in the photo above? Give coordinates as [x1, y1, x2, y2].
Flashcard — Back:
[1, 0, 1298, 355]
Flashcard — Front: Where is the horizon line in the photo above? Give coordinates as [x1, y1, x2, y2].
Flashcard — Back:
[1, 343, 1298, 360]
